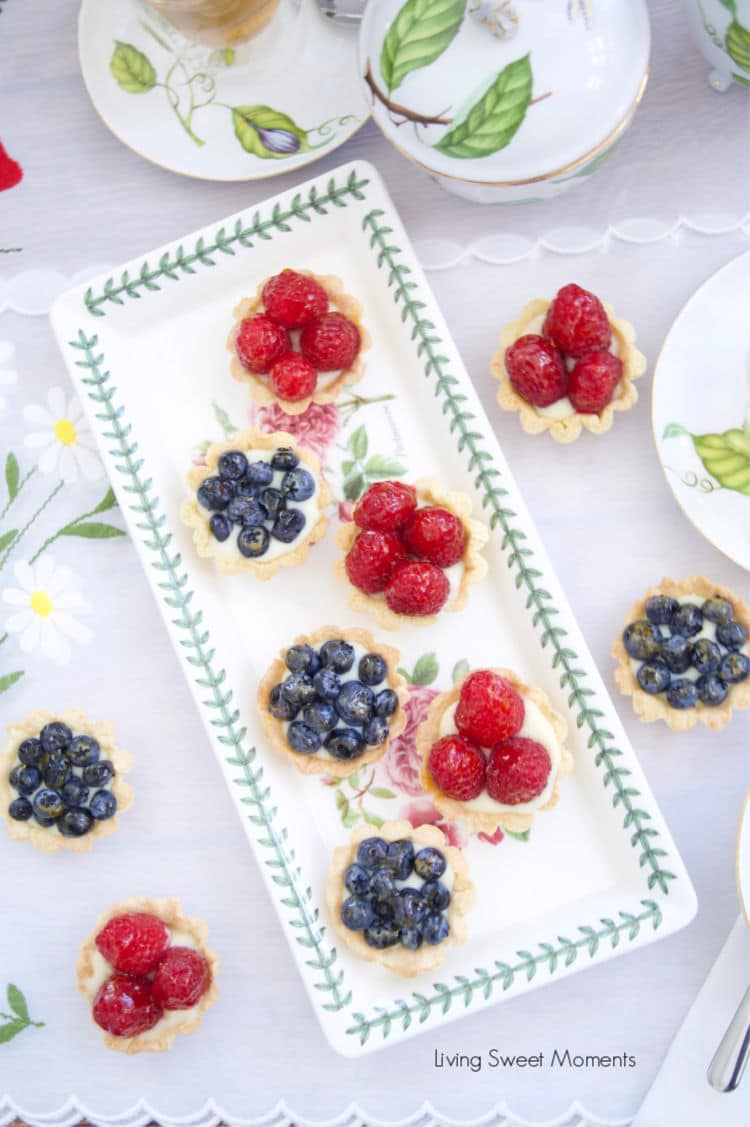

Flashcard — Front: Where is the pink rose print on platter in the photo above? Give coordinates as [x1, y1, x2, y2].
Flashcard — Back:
[404, 798, 468, 850]
[249, 401, 340, 462]
[382, 683, 439, 797]
[338, 499, 355, 523]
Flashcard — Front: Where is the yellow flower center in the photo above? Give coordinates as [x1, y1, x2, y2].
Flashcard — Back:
[54, 418, 77, 446]
[30, 590, 53, 618]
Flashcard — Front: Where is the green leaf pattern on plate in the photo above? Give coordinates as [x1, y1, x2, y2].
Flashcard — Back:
[232, 105, 310, 159]
[380, 0, 466, 92]
[435, 54, 533, 158]
[110, 42, 157, 94]
[664, 422, 750, 495]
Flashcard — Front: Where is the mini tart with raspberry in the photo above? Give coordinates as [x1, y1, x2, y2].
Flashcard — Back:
[417, 669, 572, 834]
[227, 269, 370, 415]
[490, 285, 646, 444]
[258, 626, 408, 778]
[0, 708, 133, 854]
[77, 896, 219, 1054]
[334, 478, 488, 630]
[326, 820, 475, 976]
[181, 428, 331, 578]
[613, 576, 750, 731]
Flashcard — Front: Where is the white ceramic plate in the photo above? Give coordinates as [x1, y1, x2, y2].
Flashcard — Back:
[51, 159, 696, 1056]
[653, 251, 750, 571]
[738, 789, 750, 928]
[78, 0, 368, 181]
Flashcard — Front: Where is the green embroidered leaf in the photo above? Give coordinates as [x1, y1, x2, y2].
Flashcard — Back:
[232, 106, 309, 159]
[5, 453, 19, 501]
[662, 422, 688, 439]
[451, 658, 470, 683]
[212, 401, 238, 438]
[92, 487, 118, 514]
[0, 529, 17, 553]
[0, 671, 23, 696]
[692, 427, 750, 494]
[410, 652, 439, 685]
[0, 1020, 25, 1044]
[435, 54, 533, 159]
[343, 473, 365, 501]
[380, 0, 466, 92]
[370, 787, 396, 799]
[7, 984, 28, 1022]
[364, 454, 406, 479]
[110, 42, 157, 94]
[348, 425, 368, 461]
[727, 19, 750, 72]
[62, 522, 126, 540]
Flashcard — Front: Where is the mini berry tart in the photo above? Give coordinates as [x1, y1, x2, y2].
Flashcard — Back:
[258, 626, 408, 778]
[613, 576, 750, 731]
[326, 820, 475, 976]
[334, 478, 488, 629]
[490, 283, 647, 443]
[77, 896, 219, 1054]
[228, 268, 370, 415]
[181, 428, 331, 578]
[417, 668, 573, 834]
[0, 708, 133, 853]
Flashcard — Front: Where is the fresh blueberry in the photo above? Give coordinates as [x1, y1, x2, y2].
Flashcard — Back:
[44, 755, 71, 789]
[666, 679, 698, 710]
[696, 673, 729, 707]
[341, 896, 374, 931]
[281, 468, 315, 501]
[260, 487, 285, 516]
[702, 596, 734, 625]
[270, 447, 299, 471]
[313, 667, 341, 701]
[235, 480, 262, 500]
[217, 450, 248, 480]
[8, 797, 32, 821]
[287, 722, 322, 754]
[90, 789, 118, 820]
[636, 659, 671, 695]
[10, 765, 42, 796]
[301, 701, 338, 734]
[272, 509, 306, 543]
[281, 673, 316, 707]
[717, 621, 749, 650]
[399, 927, 423, 950]
[645, 595, 678, 626]
[671, 604, 703, 638]
[385, 839, 415, 880]
[18, 738, 44, 767]
[237, 525, 270, 557]
[414, 847, 447, 881]
[61, 777, 89, 807]
[244, 459, 275, 486]
[344, 863, 371, 896]
[336, 681, 374, 726]
[660, 634, 692, 674]
[359, 653, 387, 686]
[67, 734, 100, 766]
[324, 728, 365, 761]
[364, 716, 389, 746]
[197, 476, 234, 511]
[58, 807, 94, 837]
[422, 880, 451, 911]
[720, 651, 750, 683]
[374, 689, 399, 718]
[209, 513, 232, 542]
[689, 638, 722, 675]
[393, 889, 428, 928]
[422, 913, 450, 945]
[40, 722, 72, 755]
[369, 870, 397, 901]
[363, 923, 400, 949]
[268, 684, 299, 721]
[285, 644, 320, 675]
[357, 837, 388, 868]
[32, 788, 64, 821]
[622, 620, 660, 660]
[82, 760, 114, 788]
[320, 639, 355, 673]
[227, 496, 267, 526]
[371, 897, 396, 922]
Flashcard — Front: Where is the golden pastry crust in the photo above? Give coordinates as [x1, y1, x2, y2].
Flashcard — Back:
[612, 576, 750, 731]
[227, 271, 371, 415]
[417, 669, 573, 834]
[326, 819, 475, 977]
[0, 708, 133, 854]
[490, 297, 647, 443]
[77, 895, 220, 1055]
[180, 427, 331, 578]
[257, 625, 409, 778]
[333, 477, 489, 630]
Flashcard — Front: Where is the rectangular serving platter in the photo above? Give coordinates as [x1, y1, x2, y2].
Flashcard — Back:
[51, 160, 697, 1056]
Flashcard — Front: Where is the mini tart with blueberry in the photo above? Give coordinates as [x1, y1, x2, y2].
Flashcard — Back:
[77, 895, 219, 1054]
[417, 669, 572, 834]
[326, 820, 475, 976]
[490, 284, 646, 444]
[613, 576, 750, 731]
[258, 626, 408, 778]
[0, 708, 133, 853]
[227, 268, 370, 415]
[181, 428, 331, 578]
[334, 478, 488, 630]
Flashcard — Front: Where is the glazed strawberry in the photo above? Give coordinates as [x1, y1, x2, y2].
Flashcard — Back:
[486, 737, 551, 805]
[385, 560, 450, 617]
[428, 734, 486, 801]
[95, 912, 170, 976]
[345, 530, 406, 594]
[402, 507, 466, 568]
[268, 352, 318, 402]
[505, 335, 567, 407]
[261, 269, 328, 329]
[455, 671, 524, 747]
[568, 350, 623, 414]
[353, 481, 417, 533]
[300, 312, 361, 371]
[92, 973, 163, 1037]
[152, 947, 210, 1011]
[543, 283, 611, 357]
[234, 314, 289, 374]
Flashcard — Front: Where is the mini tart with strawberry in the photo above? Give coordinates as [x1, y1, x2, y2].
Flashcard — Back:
[490, 283, 646, 444]
[613, 576, 750, 731]
[258, 626, 408, 778]
[77, 896, 219, 1054]
[181, 428, 331, 578]
[0, 708, 133, 854]
[326, 820, 475, 976]
[334, 478, 488, 630]
[227, 268, 370, 415]
[417, 668, 572, 834]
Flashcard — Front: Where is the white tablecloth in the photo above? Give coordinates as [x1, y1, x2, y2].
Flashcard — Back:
[1, 0, 749, 1123]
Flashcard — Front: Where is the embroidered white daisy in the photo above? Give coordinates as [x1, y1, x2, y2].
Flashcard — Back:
[2, 557, 93, 665]
[23, 387, 102, 483]
[0, 340, 18, 417]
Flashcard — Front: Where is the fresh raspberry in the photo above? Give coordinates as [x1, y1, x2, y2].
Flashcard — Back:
[345, 530, 406, 594]
[261, 269, 328, 329]
[402, 507, 466, 568]
[486, 737, 551, 804]
[92, 973, 163, 1037]
[300, 312, 361, 371]
[95, 913, 170, 975]
[455, 670, 524, 748]
[505, 335, 568, 407]
[543, 283, 611, 357]
[234, 314, 289, 374]
[353, 481, 417, 533]
[152, 947, 210, 1011]
[427, 734, 486, 801]
[385, 560, 450, 617]
[268, 352, 318, 402]
[568, 350, 623, 414]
